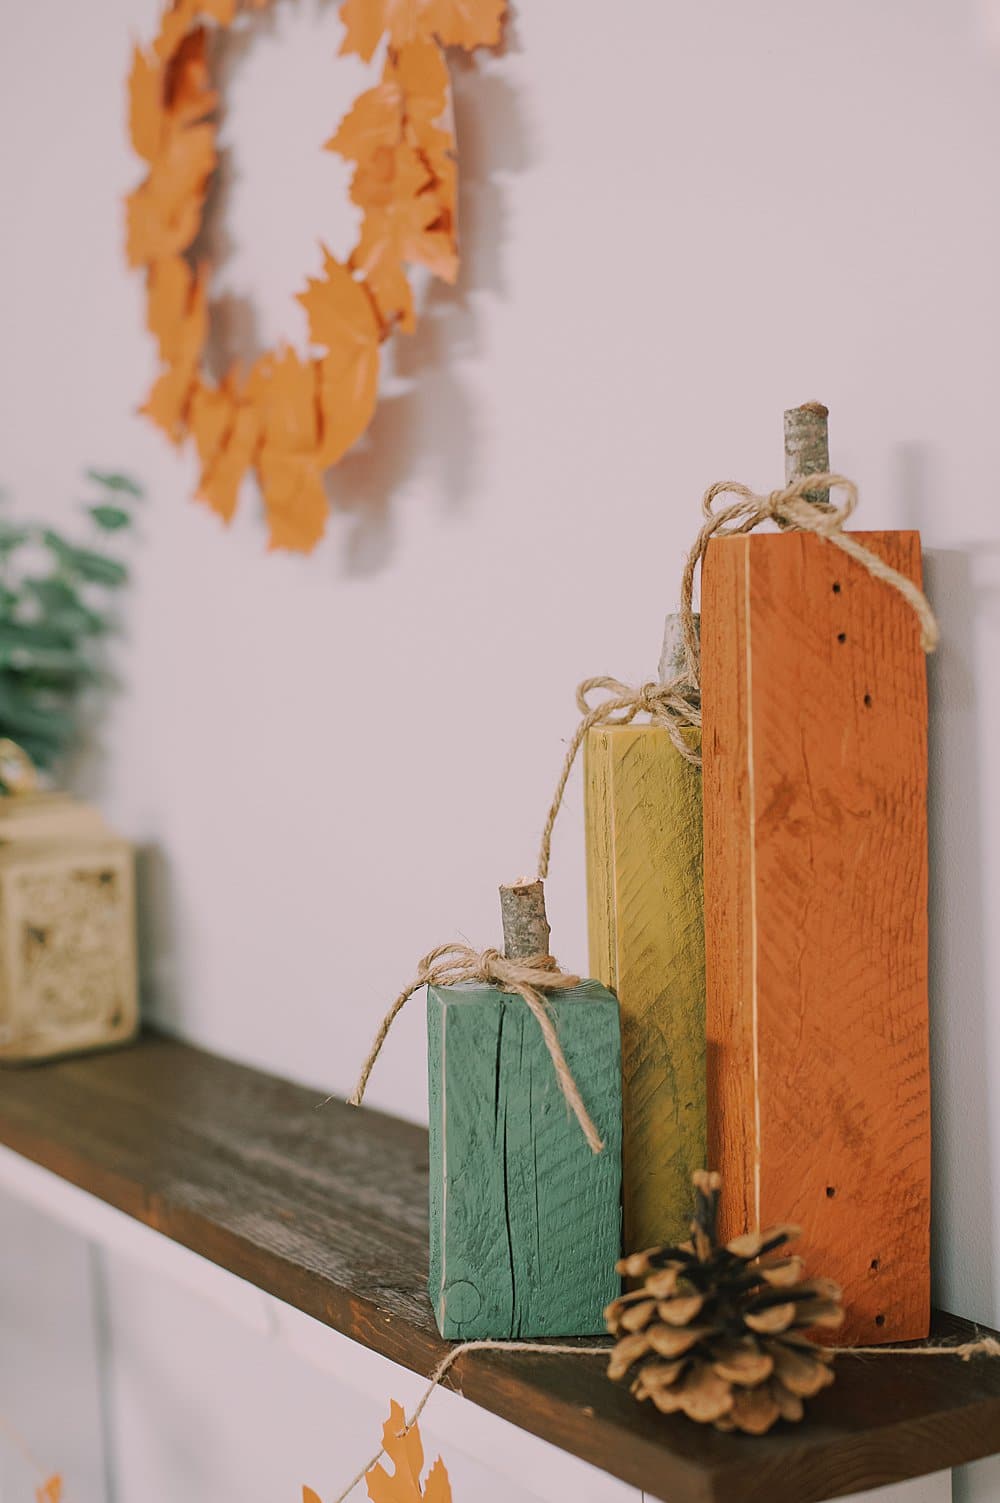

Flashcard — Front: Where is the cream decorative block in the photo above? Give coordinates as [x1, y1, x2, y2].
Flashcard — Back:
[0, 795, 138, 1064]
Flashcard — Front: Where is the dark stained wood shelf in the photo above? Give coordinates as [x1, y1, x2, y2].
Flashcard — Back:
[0, 1033, 998, 1503]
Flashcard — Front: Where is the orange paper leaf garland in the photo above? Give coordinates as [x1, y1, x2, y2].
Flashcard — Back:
[128, 0, 503, 551]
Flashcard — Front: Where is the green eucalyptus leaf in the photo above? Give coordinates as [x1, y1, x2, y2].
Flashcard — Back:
[0, 677, 75, 742]
[0, 522, 30, 555]
[0, 644, 92, 676]
[42, 531, 128, 587]
[89, 504, 132, 532]
[86, 470, 143, 498]
[22, 579, 106, 635]
[0, 620, 76, 651]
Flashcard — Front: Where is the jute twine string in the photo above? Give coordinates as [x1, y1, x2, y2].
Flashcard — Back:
[537, 471, 939, 881]
[348, 942, 604, 1154]
[331, 1341, 610, 1502]
[332, 1333, 1000, 1500]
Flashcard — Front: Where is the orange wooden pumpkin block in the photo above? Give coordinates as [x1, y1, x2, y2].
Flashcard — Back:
[701, 526, 931, 1346]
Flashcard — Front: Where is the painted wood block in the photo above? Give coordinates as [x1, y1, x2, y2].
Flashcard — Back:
[701, 529, 930, 1345]
[584, 724, 705, 1255]
[427, 979, 622, 1339]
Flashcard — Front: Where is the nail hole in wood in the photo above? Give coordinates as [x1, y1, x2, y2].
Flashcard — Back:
[826, 1185, 836, 1198]
[832, 582, 841, 594]
[875, 1313, 886, 1327]
[837, 632, 847, 644]
[870, 1258, 880, 1271]
[864, 693, 873, 708]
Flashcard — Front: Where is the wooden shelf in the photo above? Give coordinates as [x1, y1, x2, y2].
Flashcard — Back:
[0, 1033, 997, 1503]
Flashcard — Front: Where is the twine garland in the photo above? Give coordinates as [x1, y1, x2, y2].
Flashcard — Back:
[537, 471, 940, 880]
[331, 1333, 1000, 1500]
[348, 942, 604, 1154]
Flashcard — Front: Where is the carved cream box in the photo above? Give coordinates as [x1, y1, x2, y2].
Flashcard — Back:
[0, 794, 138, 1064]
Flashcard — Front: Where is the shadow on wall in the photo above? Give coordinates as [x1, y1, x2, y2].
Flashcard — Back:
[896, 444, 998, 1324]
[195, 0, 534, 576]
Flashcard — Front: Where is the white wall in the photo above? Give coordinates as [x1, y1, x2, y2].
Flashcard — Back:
[2, 0, 1000, 1499]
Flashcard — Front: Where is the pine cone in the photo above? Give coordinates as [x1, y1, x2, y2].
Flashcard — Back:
[605, 1171, 843, 1434]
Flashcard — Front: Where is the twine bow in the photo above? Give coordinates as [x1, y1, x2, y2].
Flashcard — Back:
[349, 941, 603, 1154]
[537, 471, 940, 880]
[537, 676, 700, 879]
[686, 474, 939, 656]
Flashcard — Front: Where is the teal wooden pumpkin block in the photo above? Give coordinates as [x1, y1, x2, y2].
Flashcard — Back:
[427, 978, 622, 1340]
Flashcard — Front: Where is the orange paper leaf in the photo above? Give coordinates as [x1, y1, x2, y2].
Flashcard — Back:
[327, 78, 404, 165]
[164, 27, 218, 126]
[302, 1491, 322, 1503]
[128, 46, 165, 163]
[189, 377, 235, 467]
[365, 1402, 453, 1503]
[422, 0, 504, 49]
[154, 2, 198, 62]
[257, 451, 329, 552]
[254, 349, 320, 454]
[146, 254, 194, 362]
[339, 0, 424, 61]
[140, 263, 208, 440]
[197, 397, 260, 521]
[126, 121, 215, 265]
[394, 41, 448, 124]
[352, 146, 456, 330]
[299, 252, 381, 463]
[36, 1478, 62, 1503]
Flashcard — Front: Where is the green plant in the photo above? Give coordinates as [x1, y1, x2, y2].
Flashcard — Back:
[0, 469, 143, 774]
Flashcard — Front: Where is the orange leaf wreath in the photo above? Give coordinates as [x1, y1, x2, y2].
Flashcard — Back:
[126, 0, 504, 552]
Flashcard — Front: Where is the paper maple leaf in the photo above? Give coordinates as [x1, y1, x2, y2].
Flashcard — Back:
[196, 392, 260, 523]
[128, 46, 165, 163]
[140, 263, 208, 441]
[339, 0, 424, 61]
[125, 121, 216, 267]
[328, 41, 449, 170]
[351, 146, 456, 330]
[163, 27, 218, 127]
[366, 1402, 453, 1503]
[298, 253, 381, 465]
[153, 0, 237, 63]
[338, 0, 504, 60]
[422, 0, 504, 49]
[251, 351, 329, 551]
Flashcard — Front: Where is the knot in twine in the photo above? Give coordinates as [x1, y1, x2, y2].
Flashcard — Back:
[537, 471, 939, 881]
[690, 473, 939, 654]
[348, 941, 604, 1154]
[537, 676, 700, 880]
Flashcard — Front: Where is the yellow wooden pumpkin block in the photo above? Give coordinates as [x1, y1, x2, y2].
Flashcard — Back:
[584, 723, 705, 1254]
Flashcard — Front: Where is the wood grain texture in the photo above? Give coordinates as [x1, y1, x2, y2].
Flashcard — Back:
[0, 1035, 996, 1503]
[585, 725, 706, 1254]
[702, 530, 931, 1346]
[427, 979, 622, 1338]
